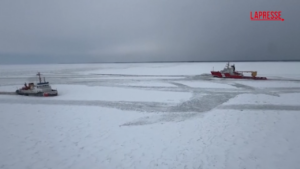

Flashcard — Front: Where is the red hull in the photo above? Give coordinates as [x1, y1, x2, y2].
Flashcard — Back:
[211, 71, 267, 80]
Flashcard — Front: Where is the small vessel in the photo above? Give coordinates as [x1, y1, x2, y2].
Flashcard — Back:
[211, 62, 267, 80]
[16, 72, 58, 96]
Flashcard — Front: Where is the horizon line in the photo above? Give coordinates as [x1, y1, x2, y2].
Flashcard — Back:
[1, 60, 300, 65]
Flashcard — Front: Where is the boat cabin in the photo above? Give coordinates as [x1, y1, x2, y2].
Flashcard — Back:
[22, 82, 35, 90]
[36, 82, 52, 91]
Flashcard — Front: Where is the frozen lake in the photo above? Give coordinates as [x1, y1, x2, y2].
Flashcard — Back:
[0, 62, 300, 169]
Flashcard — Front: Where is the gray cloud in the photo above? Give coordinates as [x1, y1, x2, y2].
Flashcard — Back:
[0, 0, 299, 64]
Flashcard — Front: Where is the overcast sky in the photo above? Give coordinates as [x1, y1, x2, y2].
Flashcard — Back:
[0, 0, 299, 64]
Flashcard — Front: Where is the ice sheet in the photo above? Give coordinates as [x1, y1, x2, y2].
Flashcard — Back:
[0, 104, 299, 169]
[54, 85, 191, 102]
[175, 81, 237, 88]
[1, 62, 300, 169]
[124, 81, 176, 87]
[223, 93, 300, 105]
[235, 81, 300, 88]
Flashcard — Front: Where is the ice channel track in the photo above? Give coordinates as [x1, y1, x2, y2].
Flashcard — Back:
[1, 73, 300, 125]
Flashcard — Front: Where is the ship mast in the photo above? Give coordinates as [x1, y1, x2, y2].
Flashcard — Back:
[37, 72, 42, 83]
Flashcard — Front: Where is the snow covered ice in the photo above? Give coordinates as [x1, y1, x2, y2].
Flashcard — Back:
[0, 62, 300, 169]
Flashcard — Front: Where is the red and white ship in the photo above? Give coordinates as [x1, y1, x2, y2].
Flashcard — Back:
[211, 62, 267, 80]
